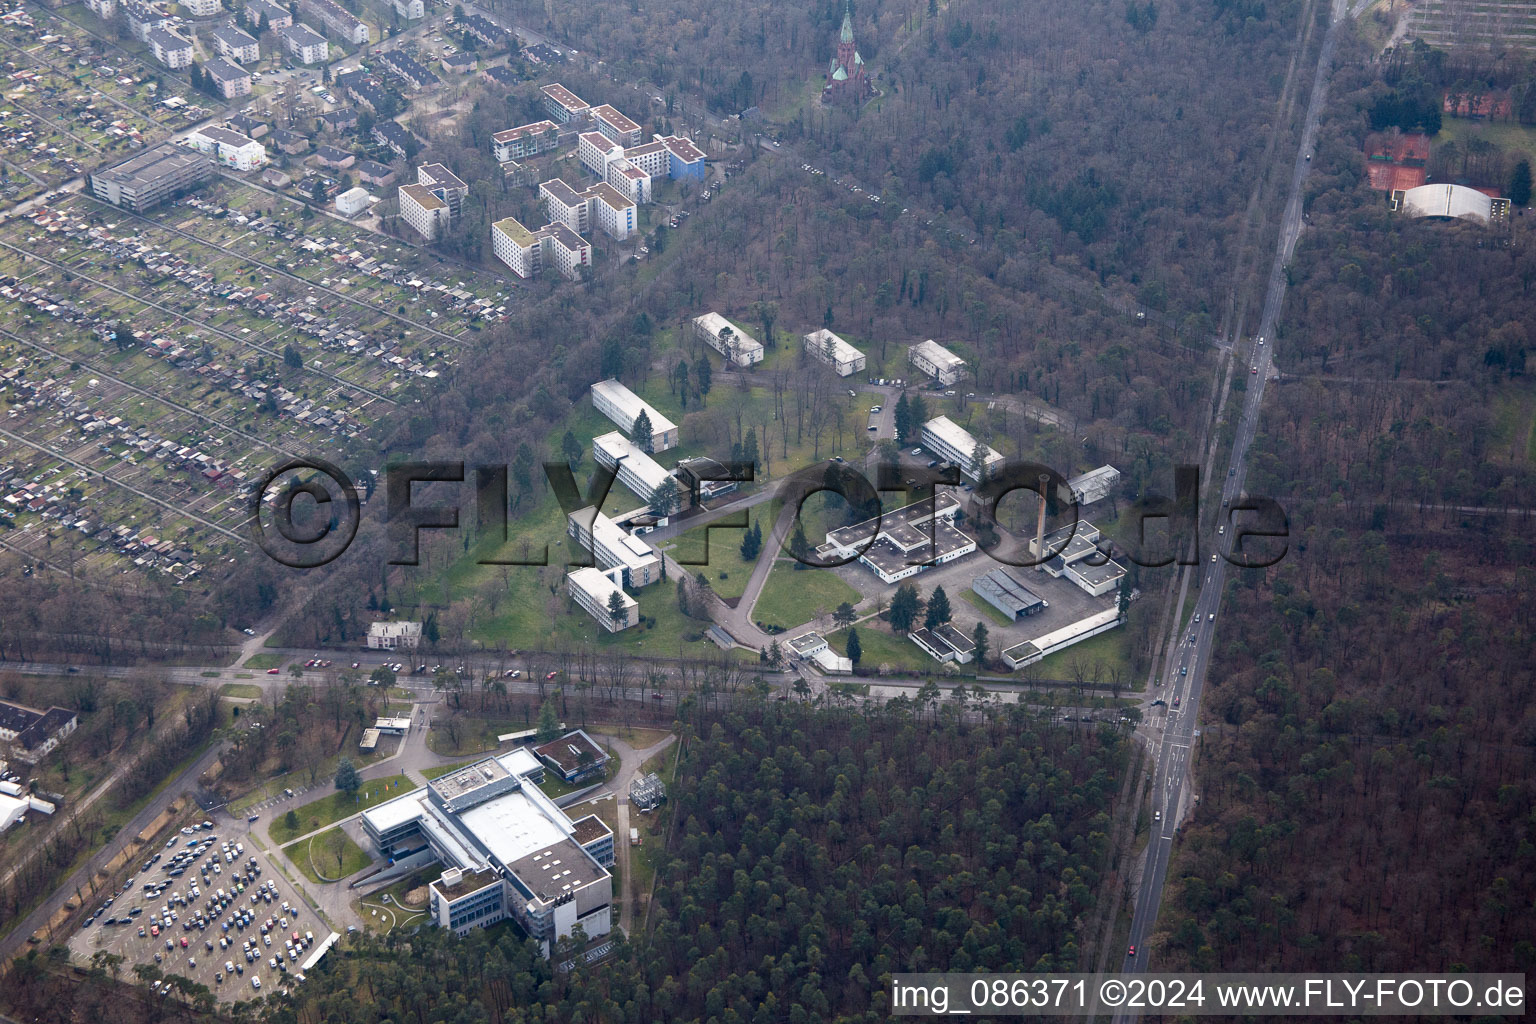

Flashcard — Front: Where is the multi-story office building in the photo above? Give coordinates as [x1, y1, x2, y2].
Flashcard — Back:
[566, 508, 662, 588]
[820, 492, 976, 585]
[591, 103, 642, 146]
[147, 25, 193, 68]
[493, 120, 559, 162]
[908, 339, 967, 386]
[592, 431, 684, 509]
[90, 144, 215, 211]
[541, 82, 589, 123]
[299, 0, 368, 43]
[202, 57, 252, 99]
[278, 22, 328, 63]
[566, 566, 638, 632]
[211, 24, 261, 62]
[590, 378, 677, 451]
[184, 125, 266, 170]
[920, 416, 1003, 482]
[692, 312, 764, 366]
[398, 182, 450, 241]
[802, 328, 865, 376]
[361, 748, 614, 954]
[245, 0, 291, 29]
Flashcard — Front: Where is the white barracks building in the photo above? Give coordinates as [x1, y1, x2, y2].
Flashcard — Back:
[908, 339, 968, 386]
[802, 328, 865, 376]
[692, 312, 763, 367]
[920, 415, 1004, 482]
[361, 748, 615, 954]
[590, 378, 677, 451]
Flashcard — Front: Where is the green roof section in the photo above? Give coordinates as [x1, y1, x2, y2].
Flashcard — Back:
[493, 216, 535, 246]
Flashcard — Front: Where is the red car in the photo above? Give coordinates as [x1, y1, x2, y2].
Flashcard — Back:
[545, 671, 558, 680]
[1128, 945, 1136, 958]
[181, 937, 189, 948]
[651, 692, 665, 700]
[266, 668, 279, 675]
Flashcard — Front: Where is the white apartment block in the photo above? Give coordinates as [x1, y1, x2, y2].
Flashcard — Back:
[245, 0, 290, 29]
[399, 182, 450, 241]
[394, 0, 424, 17]
[278, 22, 328, 63]
[180, 0, 218, 16]
[622, 139, 669, 178]
[591, 103, 642, 147]
[920, 415, 1004, 482]
[909, 339, 967, 386]
[335, 185, 372, 216]
[299, 0, 368, 43]
[211, 24, 261, 62]
[147, 26, 193, 68]
[85, 0, 116, 20]
[592, 431, 682, 508]
[692, 312, 764, 367]
[184, 125, 266, 170]
[202, 57, 252, 100]
[566, 566, 638, 632]
[540, 178, 591, 234]
[539, 222, 590, 280]
[566, 508, 662, 588]
[579, 131, 622, 178]
[607, 160, 652, 204]
[802, 328, 865, 376]
[366, 620, 422, 649]
[491, 217, 539, 278]
[590, 378, 678, 451]
[493, 120, 559, 162]
[587, 182, 636, 241]
[417, 163, 467, 216]
[541, 82, 588, 123]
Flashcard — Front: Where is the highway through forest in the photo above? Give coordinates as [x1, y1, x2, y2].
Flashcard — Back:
[1112, 0, 1345, 1005]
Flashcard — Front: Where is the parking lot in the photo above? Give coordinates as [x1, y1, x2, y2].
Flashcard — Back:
[69, 822, 323, 1002]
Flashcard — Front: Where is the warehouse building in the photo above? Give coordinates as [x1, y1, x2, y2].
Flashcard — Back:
[802, 329, 865, 376]
[90, 144, 215, 211]
[590, 378, 677, 451]
[360, 749, 613, 953]
[566, 566, 638, 632]
[919, 416, 1004, 482]
[971, 567, 1047, 620]
[1001, 607, 1123, 669]
[692, 312, 764, 366]
[566, 507, 662, 588]
[908, 339, 967, 385]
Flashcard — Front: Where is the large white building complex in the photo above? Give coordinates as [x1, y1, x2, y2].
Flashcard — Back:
[819, 491, 976, 585]
[489, 217, 592, 281]
[593, 431, 685, 509]
[360, 748, 614, 953]
[492, 120, 560, 162]
[540, 178, 636, 241]
[590, 378, 677, 451]
[909, 339, 968, 386]
[578, 130, 707, 205]
[802, 329, 865, 376]
[183, 126, 266, 171]
[565, 566, 638, 632]
[566, 507, 662, 588]
[692, 312, 763, 367]
[920, 415, 1004, 482]
[1027, 521, 1127, 598]
[398, 183, 450, 242]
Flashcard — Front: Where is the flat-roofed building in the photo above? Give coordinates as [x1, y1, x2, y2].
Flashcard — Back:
[692, 312, 764, 366]
[399, 182, 449, 241]
[590, 378, 677, 451]
[278, 22, 328, 63]
[566, 566, 637, 632]
[591, 103, 642, 146]
[621, 139, 669, 178]
[566, 507, 662, 588]
[676, 456, 739, 502]
[359, 727, 381, 751]
[920, 416, 1003, 482]
[85, 0, 116, 19]
[366, 620, 422, 649]
[299, 0, 368, 43]
[360, 749, 612, 953]
[90, 143, 215, 211]
[491, 216, 539, 278]
[202, 57, 252, 100]
[493, 120, 559, 162]
[908, 339, 967, 385]
[579, 130, 621, 176]
[211, 24, 260, 62]
[147, 26, 193, 68]
[662, 134, 706, 180]
[185, 125, 266, 170]
[536, 221, 590, 280]
[802, 328, 865, 376]
[540, 177, 591, 234]
[787, 633, 829, 659]
[586, 181, 636, 240]
[972, 567, 1047, 620]
[592, 431, 682, 507]
[607, 158, 652, 204]
[418, 163, 468, 216]
[541, 82, 588, 122]
[1067, 465, 1120, 506]
[533, 728, 611, 783]
[821, 491, 975, 585]
[182, 0, 219, 15]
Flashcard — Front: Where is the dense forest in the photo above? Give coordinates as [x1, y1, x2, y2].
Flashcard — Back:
[260, 702, 1126, 1023]
[1152, 17, 1536, 973]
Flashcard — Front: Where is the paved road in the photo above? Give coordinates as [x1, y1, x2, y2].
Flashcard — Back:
[1114, 0, 1345, 1000]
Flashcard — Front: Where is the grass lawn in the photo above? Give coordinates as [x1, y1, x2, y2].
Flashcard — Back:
[427, 716, 531, 757]
[1438, 116, 1536, 166]
[960, 588, 1015, 628]
[243, 653, 284, 671]
[1490, 382, 1536, 465]
[218, 683, 265, 699]
[283, 827, 372, 884]
[1035, 622, 1133, 684]
[752, 559, 862, 631]
[826, 624, 934, 674]
[664, 504, 773, 601]
[267, 774, 413, 844]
